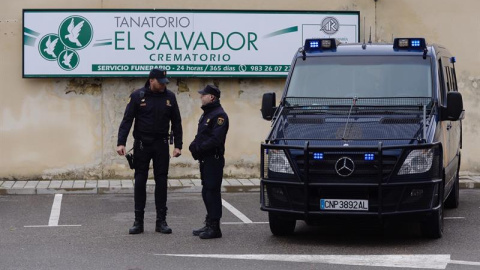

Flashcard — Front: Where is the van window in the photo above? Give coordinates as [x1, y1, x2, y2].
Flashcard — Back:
[287, 56, 432, 98]
[446, 67, 452, 92]
[438, 59, 446, 105]
[451, 66, 458, 91]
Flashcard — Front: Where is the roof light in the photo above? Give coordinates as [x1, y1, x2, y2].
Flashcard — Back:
[398, 39, 409, 48]
[321, 39, 332, 48]
[304, 38, 338, 52]
[310, 40, 319, 48]
[393, 38, 426, 51]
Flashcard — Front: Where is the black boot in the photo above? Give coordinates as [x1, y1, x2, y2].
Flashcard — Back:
[129, 210, 144, 234]
[155, 209, 172, 234]
[193, 216, 210, 236]
[199, 219, 222, 239]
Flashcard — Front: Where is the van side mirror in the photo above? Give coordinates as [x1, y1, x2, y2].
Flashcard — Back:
[444, 91, 463, 121]
[261, 92, 276, 120]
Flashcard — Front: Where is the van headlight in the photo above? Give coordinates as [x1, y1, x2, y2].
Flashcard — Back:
[268, 149, 294, 174]
[398, 148, 434, 175]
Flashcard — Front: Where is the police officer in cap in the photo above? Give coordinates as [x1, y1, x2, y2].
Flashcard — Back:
[189, 84, 229, 239]
[117, 68, 183, 235]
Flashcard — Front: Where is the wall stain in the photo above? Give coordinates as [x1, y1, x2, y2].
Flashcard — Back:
[65, 78, 102, 96]
[176, 79, 190, 93]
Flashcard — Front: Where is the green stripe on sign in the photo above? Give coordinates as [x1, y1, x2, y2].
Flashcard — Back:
[24, 35, 36, 46]
[93, 42, 113, 47]
[24, 27, 40, 37]
[263, 26, 298, 38]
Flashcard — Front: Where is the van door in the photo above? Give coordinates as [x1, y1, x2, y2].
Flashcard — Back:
[446, 59, 462, 178]
[439, 57, 458, 191]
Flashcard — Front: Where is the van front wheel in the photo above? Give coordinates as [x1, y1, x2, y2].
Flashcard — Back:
[268, 212, 296, 236]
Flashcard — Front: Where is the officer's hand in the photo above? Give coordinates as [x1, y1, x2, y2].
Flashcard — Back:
[172, 148, 181, 158]
[117, 145, 126, 156]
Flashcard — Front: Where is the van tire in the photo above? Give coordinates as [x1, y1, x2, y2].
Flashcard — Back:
[421, 203, 444, 239]
[269, 212, 296, 236]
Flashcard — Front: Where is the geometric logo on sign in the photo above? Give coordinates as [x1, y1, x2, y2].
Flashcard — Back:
[321, 16, 340, 35]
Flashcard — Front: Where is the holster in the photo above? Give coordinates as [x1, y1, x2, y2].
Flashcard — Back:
[126, 148, 135, 170]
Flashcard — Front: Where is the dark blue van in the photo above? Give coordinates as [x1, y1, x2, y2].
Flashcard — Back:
[260, 38, 464, 238]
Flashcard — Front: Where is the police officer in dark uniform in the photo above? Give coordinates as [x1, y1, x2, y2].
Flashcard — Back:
[116, 68, 183, 235]
[189, 85, 229, 239]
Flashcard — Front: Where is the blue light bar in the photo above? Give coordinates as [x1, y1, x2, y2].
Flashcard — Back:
[313, 152, 324, 160]
[393, 38, 426, 51]
[304, 38, 337, 52]
[411, 39, 421, 47]
[364, 153, 375, 161]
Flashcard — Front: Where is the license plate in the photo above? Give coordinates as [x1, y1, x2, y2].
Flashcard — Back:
[320, 199, 368, 211]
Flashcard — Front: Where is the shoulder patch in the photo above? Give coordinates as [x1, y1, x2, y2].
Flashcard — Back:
[127, 97, 131, 104]
[217, 117, 225, 126]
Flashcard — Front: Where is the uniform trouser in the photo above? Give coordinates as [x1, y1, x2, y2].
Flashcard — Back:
[133, 138, 170, 212]
[200, 155, 225, 220]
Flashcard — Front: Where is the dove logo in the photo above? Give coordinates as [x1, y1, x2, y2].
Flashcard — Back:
[38, 34, 63, 61]
[57, 49, 80, 71]
[58, 16, 93, 50]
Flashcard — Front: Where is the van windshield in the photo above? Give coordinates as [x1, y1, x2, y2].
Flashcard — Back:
[287, 56, 432, 98]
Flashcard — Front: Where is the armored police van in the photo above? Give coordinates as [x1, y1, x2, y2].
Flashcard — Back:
[260, 38, 464, 238]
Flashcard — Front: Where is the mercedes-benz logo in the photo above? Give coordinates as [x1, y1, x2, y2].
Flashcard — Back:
[335, 157, 355, 177]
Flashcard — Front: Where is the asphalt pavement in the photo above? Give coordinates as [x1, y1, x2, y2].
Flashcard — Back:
[1, 191, 480, 269]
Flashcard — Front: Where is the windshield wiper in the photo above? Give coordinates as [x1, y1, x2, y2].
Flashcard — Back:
[341, 97, 358, 142]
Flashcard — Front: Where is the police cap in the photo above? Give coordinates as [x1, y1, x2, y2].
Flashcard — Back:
[198, 85, 221, 98]
[149, 68, 169, 84]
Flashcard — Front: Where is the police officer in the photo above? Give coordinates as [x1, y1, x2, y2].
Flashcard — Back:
[116, 68, 183, 235]
[189, 85, 229, 239]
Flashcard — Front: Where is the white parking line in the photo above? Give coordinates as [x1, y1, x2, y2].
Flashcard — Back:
[444, 217, 465, 220]
[156, 254, 480, 269]
[222, 222, 268, 225]
[24, 194, 81, 228]
[221, 199, 253, 224]
[24, 225, 82, 228]
[48, 194, 63, 226]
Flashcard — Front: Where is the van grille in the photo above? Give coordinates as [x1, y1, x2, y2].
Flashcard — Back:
[295, 153, 398, 183]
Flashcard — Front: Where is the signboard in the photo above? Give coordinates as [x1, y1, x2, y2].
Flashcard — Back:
[23, 10, 359, 78]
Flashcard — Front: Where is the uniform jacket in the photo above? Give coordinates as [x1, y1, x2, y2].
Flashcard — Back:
[189, 100, 229, 160]
[117, 81, 183, 149]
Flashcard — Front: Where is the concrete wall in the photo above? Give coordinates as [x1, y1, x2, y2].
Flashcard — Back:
[1, 0, 478, 180]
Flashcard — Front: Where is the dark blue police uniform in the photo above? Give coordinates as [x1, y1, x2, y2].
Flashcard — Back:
[118, 69, 182, 234]
[189, 85, 229, 239]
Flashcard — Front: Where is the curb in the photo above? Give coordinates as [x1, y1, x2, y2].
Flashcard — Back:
[0, 178, 478, 195]
[0, 179, 261, 195]
[0, 186, 262, 195]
